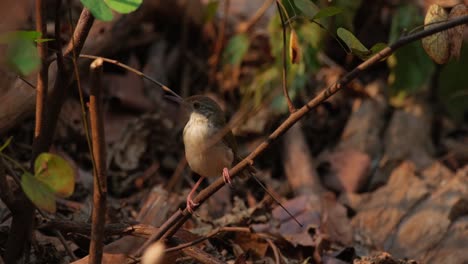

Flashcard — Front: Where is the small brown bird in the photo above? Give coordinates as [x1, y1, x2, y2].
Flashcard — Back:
[179, 95, 239, 213]
[170, 95, 302, 226]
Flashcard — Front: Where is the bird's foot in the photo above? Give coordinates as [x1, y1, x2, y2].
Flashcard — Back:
[223, 167, 232, 186]
[185, 177, 204, 214]
[186, 197, 199, 214]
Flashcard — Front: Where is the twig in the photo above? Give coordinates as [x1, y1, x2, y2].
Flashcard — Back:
[276, 0, 295, 113]
[135, 14, 468, 253]
[79, 54, 182, 99]
[40, 220, 157, 238]
[63, 8, 95, 57]
[266, 238, 281, 264]
[34, 0, 49, 137]
[165, 226, 273, 253]
[88, 58, 107, 264]
[53, 229, 77, 261]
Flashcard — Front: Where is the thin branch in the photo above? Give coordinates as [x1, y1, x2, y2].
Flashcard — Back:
[63, 8, 95, 57]
[88, 58, 107, 264]
[34, 0, 49, 137]
[165, 227, 274, 253]
[135, 14, 468, 254]
[53, 229, 77, 261]
[40, 220, 157, 238]
[276, 0, 295, 113]
[266, 238, 281, 264]
[79, 54, 182, 99]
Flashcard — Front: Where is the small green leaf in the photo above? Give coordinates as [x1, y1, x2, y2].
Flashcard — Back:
[104, 0, 142, 14]
[21, 172, 56, 213]
[0, 137, 13, 152]
[313, 6, 343, 20]
[294, 0, 320, 19]
[7, 39, 40, 75]
[337, 27, 370, 59]
[80, 0, 114, 21]
[35, 153, 75, 198]
[223, 34, 250, 66]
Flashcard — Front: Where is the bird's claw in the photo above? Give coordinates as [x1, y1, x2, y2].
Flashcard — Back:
[223, 168, 232, 186]
[186, 198, 199, 214]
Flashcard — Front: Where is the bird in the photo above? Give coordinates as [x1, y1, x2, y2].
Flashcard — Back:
[177, 95, 239, 213]
[168, 95, 302, 227]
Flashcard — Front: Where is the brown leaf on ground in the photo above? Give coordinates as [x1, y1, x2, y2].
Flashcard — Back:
[233, 232, 269, 258]
[372, 99, 434, 188]
[338, 81, 388, 159]
[252, 195, 322, 247]
[320, 192, 353, 246]
[352, 162, 430, 248]
[283, 122, 323, 196]
[388, 166, 468, 261]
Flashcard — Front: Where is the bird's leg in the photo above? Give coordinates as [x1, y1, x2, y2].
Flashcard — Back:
[222, 168, 232, 186]
[186, 176, 204, 213]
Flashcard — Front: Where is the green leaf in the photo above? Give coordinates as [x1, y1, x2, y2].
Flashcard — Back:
[313, 6, 343, 20]
[7, 39, 40, 75]
[0, 137, 13, 152]
[293, 0, 319, 19]
[34, 153, 75, 198]
[222, 34, 250, 66]
[104, 0, 142, 14]
[80, 0, 114, 21]
[21, 172, 56, 213]
[337, 27, 370, 59]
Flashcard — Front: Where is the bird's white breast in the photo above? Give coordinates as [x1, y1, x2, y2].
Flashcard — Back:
[183, 112, 233, 178]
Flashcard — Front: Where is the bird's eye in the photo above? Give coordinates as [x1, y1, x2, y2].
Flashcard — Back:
[193, 102, 200, 109]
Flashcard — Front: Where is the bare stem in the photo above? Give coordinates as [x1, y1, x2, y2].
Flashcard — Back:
[34, 0, 49, 137]
[88, 58, 107, 264]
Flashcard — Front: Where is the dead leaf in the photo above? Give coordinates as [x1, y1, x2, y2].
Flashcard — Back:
[233, 232, 269, 257]
[320, 192, 353, 245]
[448, 4, 467, 59]
[252, 195, 322, 247]
[289, 29, 301, 64]
[422, 4, 450, 64]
